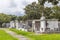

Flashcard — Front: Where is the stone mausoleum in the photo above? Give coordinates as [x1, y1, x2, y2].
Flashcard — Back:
[25, 13, 59, 33]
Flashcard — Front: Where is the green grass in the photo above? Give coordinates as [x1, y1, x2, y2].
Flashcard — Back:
[10, 28, 60, 40]
[0, 30, 18, 40]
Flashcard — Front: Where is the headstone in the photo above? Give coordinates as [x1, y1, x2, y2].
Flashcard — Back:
[2, 23, 6, 27]
[9, 21, 15, 28]
[20, 21, 28, 31]
[20, 21, 23, 28]
[28, 21, 32, 27]
[6, 23, 10, 28]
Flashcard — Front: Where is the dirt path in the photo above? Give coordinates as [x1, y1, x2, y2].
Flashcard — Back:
[0, 28, 30, 40]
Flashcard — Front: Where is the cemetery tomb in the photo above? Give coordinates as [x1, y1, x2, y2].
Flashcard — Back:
[35, 21, 40, 31]
[10, 21, 15, 28]
[47, 19, 58, 31]
[28, 21, 32, 28]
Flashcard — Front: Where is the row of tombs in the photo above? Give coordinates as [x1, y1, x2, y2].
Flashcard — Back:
[3, 19, 60, 33]
[2, 15, 60, 33]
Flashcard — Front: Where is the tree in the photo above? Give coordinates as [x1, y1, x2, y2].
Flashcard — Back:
[0, 13, 12, 27]
[50, 6, 60, 20]
[24, 2, 43, 19]
[38, 0, 59, 5]
[17, 16, 23, 21]
[44, 7, 52, 19]
[9, 15, 17, 21]
[24, 0, 60, 20]
[38, 0, 59, 15]
[22, 15, 28, 21]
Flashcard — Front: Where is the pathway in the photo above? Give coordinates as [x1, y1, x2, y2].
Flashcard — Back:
[0, 28, 30, 40]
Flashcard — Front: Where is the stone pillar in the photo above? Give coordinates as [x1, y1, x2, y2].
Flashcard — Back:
[40, 14, 46, 33]
[32, 20, 35, 32]
[15, 20, 19, 29]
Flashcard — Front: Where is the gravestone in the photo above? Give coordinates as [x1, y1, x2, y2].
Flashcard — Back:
[20, 21, 23, 28]
[47, 19, 58, 31]
[9, 21, 15, 28]
[2, 23, 6, 27]
[6, 23, 10, 28]
[28, 21, 32, 28]
[26, 20, 32, 32]
[19, 21, 28, 31]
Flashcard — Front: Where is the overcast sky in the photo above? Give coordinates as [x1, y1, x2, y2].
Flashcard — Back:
[0, 0, 60, 16]
[0, 0, 38, 16]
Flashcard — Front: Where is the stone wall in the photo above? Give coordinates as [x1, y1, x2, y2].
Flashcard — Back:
[46, 19, 59, 32]
[8, 19, 60, 33]
[58, 22, 60, 31]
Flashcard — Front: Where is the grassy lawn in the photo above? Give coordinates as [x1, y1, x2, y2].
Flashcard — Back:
[0, 30, 18, 40]
[10, 28, 60, 40]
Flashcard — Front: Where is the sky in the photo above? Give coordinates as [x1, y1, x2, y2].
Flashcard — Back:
[0, 0, 38, 16]
[0, 0, 60, 16]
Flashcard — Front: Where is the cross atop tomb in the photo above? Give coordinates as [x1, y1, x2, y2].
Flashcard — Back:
[40, 12, 45, 20]
[42, 12, 44, 16]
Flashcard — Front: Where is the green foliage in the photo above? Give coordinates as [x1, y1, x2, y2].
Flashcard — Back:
[22, 15, 28, 21]
[49, 6, 60, 20]
[24, 0, 60, 20]
[44, 7, 52, 19]
[26, 13, 41, 20]
[38, 0, 46, 5]
[0, 13, 11, 23]
[17, 16, 23, 21]
[0, 13, 18, 27]
[24, 2, 43, 20]
[9, 15, 17, 21]
[0, 30, 17, 40]
[38, 0, 59, 5]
